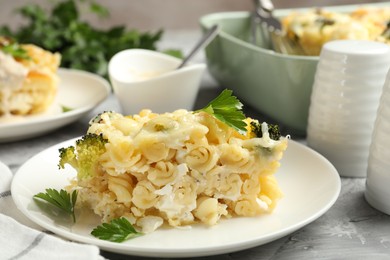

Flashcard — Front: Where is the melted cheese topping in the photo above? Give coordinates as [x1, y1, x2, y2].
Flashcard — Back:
[71, 110, 288, 233]
[282, 8, 390, 55]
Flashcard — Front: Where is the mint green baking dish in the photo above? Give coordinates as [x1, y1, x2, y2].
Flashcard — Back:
[200, 12, 317, 136]
[199, 3, 390, 135]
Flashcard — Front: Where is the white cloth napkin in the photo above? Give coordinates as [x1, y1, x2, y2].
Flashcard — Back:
[0, 162, 104, 260]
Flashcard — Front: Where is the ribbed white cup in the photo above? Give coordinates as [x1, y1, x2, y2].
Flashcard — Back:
[365, 70, 390, 214]
[307, 40, 390, 177]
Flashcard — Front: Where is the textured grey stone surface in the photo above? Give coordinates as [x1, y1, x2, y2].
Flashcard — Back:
[1, 30, 390, 259]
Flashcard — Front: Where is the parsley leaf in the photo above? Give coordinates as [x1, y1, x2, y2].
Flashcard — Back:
[91, 217, 142, 242]
[197, 89, 247, 134]
[0, 38, 30, 60]
[61, 105, 73, 113]
[0, 0, 166, 78]
[34, 189, 78, 222]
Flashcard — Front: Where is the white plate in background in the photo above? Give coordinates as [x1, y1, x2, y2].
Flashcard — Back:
[0, 68, 110, 142]
[11, 139, 340, 258]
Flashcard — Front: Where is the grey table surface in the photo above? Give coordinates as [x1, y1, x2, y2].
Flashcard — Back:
[1, 30, 390, 260]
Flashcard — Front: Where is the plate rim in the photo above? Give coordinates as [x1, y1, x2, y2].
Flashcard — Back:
[11, 138, 341, 257]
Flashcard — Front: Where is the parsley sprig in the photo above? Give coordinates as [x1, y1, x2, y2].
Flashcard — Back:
[91, 217, 142, 242]
[197, 89, 247, 134]
[0, 0, 166, 78]
[34, 189, 77, 222]
[1, 42, 30, 60]
[33, 188, 141, 242]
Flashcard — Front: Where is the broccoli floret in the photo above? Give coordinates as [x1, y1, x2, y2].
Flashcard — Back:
[250, 120, 281, 141]
[58, 133, 107, 180]
[249, 121, 262, 138]
[58, 146, 77, 169]
[268, 124, 281, 140]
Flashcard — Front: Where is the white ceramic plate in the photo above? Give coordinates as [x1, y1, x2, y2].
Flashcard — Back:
[11, 139, 340, 258]
[0, 68, 110, 142]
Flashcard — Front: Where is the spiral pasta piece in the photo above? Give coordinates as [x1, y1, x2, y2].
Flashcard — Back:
[136, 135, 170, 162]
[234, 194, 263, 216]
[173, 175, 197, 206]
[242, 175, 261, 195]
[193, 196, 227, 225]
[219, 143, 256, 173]
[185, 143, 219, 173]
[101, 139, 149, 175]
[132, 180, 158, 209]
[147, 161, 177, 187]
[108, 174, 133, 207]
[259, 175, 283, 210]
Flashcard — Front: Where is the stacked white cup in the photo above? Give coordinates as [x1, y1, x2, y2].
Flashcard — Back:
[307, 40, 390, 178]
[365, 70, 390, 214]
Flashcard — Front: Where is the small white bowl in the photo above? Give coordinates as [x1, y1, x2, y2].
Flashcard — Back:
[108, 49, 206, 114]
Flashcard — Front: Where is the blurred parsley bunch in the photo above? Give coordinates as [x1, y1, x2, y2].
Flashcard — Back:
[0, 0, 180, 78]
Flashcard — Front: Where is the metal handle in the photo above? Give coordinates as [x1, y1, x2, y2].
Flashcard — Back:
[177, 25, 219, 69]
[259, 0, 274, 13]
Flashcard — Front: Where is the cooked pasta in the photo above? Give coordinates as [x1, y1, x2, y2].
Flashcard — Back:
[107, 174, 133, 207]
[281, 7, 390, 56]
[147, 161, 177, 187]
[65, 109, 288, 233]
[0, 39, 60, 117]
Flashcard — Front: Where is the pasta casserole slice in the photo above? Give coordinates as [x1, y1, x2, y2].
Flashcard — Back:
[59, 109, 288, 233]
[281, 7, 390, 56]
[0, 37, 61, 117]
